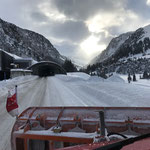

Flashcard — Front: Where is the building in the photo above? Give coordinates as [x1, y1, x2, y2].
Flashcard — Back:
[0, 50, 14, 80]
[13, 58, 32, 69]
[0, 50, 33, 80]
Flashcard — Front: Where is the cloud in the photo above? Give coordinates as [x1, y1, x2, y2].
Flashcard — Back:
[50, 0, 126, 20]
[86, 8, 141, 34]
[54, 40, 86, 65]
[127, 0, 150, 19]
[54, 40, 78, 56]
[48, 20, 90, 42]
[0, 0, 27, 27]
[1, 0, 150, 65]
[30, 11, 49, 22]
[31, 19, 90, 43]
[19, 1, 90, 43]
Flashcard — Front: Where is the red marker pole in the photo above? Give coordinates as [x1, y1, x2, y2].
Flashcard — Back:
[15, 85, 18, 119]
[15, 85, 17, 103]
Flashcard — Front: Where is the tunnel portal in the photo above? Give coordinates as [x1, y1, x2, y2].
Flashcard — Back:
[28, 61, 66, 77]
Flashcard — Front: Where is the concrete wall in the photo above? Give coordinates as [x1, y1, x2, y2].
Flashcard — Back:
[11, 69, 32, 78]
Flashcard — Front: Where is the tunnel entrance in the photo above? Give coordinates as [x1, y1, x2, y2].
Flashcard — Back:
[28, 61, 66, 77]
[38, 65, 55, 77]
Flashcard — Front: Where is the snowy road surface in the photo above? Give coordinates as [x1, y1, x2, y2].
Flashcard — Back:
[1, 73, 150, 149]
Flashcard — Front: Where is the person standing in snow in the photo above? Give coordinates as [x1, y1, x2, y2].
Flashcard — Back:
[128, 74, 132, 83]
[133, 74, 136, 81]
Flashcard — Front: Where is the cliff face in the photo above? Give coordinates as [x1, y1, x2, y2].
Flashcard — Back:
[0, 18, 65, 64]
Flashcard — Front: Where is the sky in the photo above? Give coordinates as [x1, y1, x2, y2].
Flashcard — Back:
[0, 0, 150, 65]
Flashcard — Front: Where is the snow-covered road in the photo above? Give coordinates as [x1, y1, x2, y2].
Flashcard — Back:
[1, 73, 150, 149]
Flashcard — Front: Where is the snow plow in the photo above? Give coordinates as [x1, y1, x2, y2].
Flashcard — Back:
[11, 107, 150, 150]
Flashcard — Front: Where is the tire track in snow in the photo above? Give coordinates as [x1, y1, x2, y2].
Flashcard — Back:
[53, 76, 130, 107]
[44, 77, 88, 106]
[78, 84, 130, 106]
[53, 76, 109, 106]
[41, 77, 52, 106]
[18, 77, 47, 109]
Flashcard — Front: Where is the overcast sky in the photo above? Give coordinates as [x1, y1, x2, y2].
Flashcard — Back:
[0, 0, 150, 65]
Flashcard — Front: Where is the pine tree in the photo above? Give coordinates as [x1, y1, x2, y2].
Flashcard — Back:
[63, 59, 77, 72]
[143, 70, 148, 79]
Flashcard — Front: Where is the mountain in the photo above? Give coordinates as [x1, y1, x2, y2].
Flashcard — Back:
[0, 18, 65, 64]
[90, 32, 132, 65]
[88, 24, 150, 75]
[91, 25, 150, 65]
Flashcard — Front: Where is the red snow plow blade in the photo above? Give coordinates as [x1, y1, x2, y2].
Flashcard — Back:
[11, 107, 150, 150]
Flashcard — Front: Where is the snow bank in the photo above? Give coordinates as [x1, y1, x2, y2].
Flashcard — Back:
[56, 75, 86, 82]
[0, 75, 38, 96]
[56, 72, 90, 82]
[107, 74, 125, 83]
[87, 76, 104, 82]
[67, 72, 90, 80]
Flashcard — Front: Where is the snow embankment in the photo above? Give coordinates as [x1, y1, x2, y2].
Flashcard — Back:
[56, 72, 90, 82]
[107, 74, 125, 83]
[67, 72, 90, 80]
[88, 76, 104, 82]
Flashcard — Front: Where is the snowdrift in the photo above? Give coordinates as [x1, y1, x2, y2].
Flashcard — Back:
[107, 74, 125, 83]
[87, 76, 104, 82]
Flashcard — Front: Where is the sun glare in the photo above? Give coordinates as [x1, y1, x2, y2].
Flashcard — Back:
[86, 13, 122, 33]
[147, 0, 150, 6]
[80, 35, 106, 59]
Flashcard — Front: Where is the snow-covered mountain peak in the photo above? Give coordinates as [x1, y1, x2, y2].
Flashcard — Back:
[143, 24, 150, 37]
[143, 24, 150, 32]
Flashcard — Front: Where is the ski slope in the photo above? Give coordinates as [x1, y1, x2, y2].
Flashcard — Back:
[1, 73, 150, 149]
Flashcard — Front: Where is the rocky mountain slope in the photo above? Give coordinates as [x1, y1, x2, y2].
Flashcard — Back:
[88, 24, 150, 75]
[91, 24, 150, 65]
[90, 32, 132, 65]
[0, 18, 65, 64]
